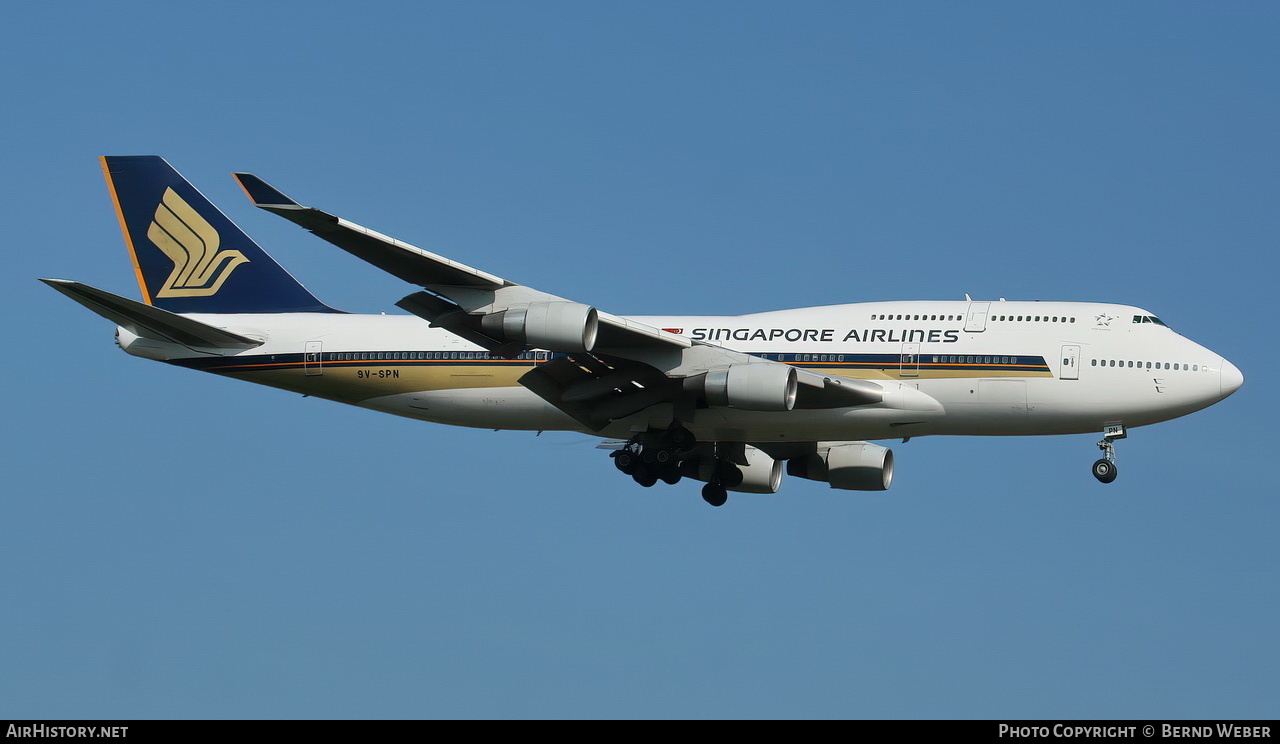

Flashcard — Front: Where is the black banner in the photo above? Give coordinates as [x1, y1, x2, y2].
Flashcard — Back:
[0, 720, 1275, 737]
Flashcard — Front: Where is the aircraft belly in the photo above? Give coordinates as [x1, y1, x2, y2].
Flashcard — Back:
[361, 387, 582, 431]
[921, 374, 1224, 435]
[594, 405, 948, 443]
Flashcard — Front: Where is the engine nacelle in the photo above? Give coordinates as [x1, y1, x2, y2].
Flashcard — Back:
[683, 445, 783, 494]
[732, 445, 784, 493]
[483, 301, 598, 353]
[787, 443, 894, 491]
[704, 363, 797, 411]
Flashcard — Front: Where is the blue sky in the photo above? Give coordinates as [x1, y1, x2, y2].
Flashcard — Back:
[2, 2, 1276, 719]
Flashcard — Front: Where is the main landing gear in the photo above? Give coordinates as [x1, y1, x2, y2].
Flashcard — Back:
[608, 427, 739, 507]
[1091, 424, 1126, 484]
[699, 458, 744, 507]
[701, 483, 728, 507]
[610, 427, 691, 491]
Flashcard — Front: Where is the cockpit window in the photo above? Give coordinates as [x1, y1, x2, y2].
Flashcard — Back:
[1132, 315, 1170, 327]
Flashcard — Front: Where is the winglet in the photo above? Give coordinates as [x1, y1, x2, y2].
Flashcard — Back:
[232, 172, 300, 207]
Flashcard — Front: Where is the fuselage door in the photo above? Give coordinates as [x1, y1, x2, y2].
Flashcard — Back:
[304, 340, 323, 376]
[964, 302, 990, 332]
[900, 343, 920, 377]
[1060, 344, 1080, 380]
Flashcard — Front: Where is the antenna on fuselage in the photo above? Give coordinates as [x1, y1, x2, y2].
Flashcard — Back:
[964, 293, 973, 301]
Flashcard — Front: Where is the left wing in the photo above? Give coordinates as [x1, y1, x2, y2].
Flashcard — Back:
[233, 172, 891, 430]
[233, 173, 687, 354]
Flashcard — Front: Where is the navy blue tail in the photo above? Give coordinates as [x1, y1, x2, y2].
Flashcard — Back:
[101, 155, 338, 314]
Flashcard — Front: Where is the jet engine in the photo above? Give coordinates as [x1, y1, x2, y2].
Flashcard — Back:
[482, 301, 598, 353]
[787, 442, 894, 491]
[704, 363, 798, 411]
[682, 445, 784, 494]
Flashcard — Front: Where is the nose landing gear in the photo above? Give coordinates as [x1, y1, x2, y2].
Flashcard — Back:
[1091, 424, 1125, 483]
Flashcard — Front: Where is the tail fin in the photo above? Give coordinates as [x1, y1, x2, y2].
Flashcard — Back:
[100, 156, 338, 314]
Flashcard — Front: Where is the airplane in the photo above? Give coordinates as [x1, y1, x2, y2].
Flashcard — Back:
[44, 156, 1244, 506]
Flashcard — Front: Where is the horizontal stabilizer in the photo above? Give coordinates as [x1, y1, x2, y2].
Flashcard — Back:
[41, 279, 262, 350]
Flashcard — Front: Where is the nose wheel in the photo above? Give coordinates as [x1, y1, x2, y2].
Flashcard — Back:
[1092, 425, 1125, 483]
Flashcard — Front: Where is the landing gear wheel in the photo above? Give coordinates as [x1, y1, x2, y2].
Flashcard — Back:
[701, 482, 728, 507]
[658, 464, 682, 485]
[655, 449, 672, 464]
[632, 465, 658, 488]
[1093, 427, 1124, 484]
[1092, 458, 1118, 484]
[612, 450, 637, 475]
[670, 427, 695, 448]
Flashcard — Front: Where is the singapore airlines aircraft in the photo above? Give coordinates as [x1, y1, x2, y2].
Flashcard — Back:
[46, 156, 1243, 506]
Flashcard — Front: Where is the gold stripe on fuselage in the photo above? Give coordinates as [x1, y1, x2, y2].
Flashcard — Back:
[218, 363, 535, 403]
[208, 360, 1051, 404]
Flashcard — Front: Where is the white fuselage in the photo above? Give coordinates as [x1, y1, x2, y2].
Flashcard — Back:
[117, 299, 1242, 444]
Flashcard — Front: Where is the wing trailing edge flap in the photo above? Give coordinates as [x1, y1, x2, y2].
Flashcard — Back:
[41, 279, 262, 350]
[518, 353, 685, 432]
[395, 291, 522, 356]
[520, 355, 888, 432]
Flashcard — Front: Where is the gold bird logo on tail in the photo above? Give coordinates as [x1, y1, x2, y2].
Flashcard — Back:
[147, 187, 249, 297]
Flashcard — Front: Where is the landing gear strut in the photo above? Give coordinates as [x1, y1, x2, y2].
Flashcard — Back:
[1092, 424, 1125, 484]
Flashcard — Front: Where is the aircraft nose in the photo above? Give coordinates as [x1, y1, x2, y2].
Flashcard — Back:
[1220, 358, 1244, 398]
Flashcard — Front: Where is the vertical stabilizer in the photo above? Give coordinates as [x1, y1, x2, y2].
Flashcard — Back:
[101, 155, 338, 314]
